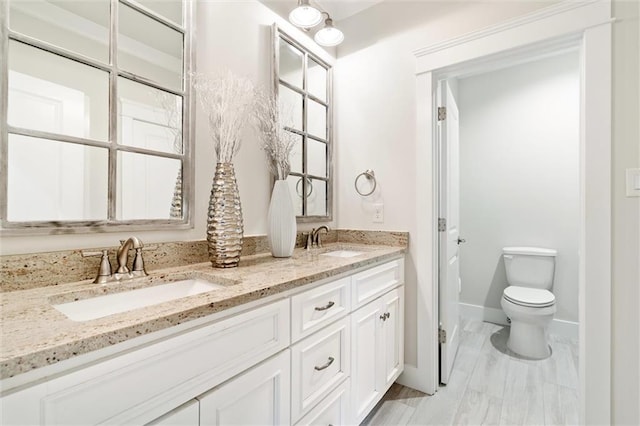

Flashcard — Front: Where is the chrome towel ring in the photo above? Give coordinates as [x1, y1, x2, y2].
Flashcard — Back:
[355, 169, 377, 196]
[296, 177, 313, 198]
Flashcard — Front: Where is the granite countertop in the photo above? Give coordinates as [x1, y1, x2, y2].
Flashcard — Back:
[0, 243, 405, 380]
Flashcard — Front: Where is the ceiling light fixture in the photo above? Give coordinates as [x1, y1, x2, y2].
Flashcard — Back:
[314, 15, 344, 47]
[288, 0, 323, 29]
[288, 2, 344, 47]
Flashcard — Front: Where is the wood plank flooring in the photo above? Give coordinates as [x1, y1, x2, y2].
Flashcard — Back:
[362, 319, 579, 425]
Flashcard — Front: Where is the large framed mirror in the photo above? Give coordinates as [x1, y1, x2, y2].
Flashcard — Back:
[0, 0, 194, 233]
[273, 25, 332, 222]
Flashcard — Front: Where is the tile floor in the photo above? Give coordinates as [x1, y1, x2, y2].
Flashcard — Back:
[362, 318, 580, 425]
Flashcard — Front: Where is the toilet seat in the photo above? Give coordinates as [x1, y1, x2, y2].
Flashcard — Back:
[503, 286, 555, 308]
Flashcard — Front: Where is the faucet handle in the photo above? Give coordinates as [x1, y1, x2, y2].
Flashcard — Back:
[131, 247, 148, 276]
[94, 250, 113, 284]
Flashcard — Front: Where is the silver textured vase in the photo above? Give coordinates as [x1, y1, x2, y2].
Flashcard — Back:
[207, 163, 243, 268]
[169, 168, 183, 219]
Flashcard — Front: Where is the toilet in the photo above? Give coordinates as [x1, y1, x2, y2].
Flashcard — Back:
[500, 246, 557, 359]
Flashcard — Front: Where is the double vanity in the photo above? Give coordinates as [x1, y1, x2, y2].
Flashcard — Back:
[0, 240, 406, 425]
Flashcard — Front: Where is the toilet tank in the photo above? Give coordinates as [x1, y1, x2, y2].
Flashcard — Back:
[503, 247, 556, 289]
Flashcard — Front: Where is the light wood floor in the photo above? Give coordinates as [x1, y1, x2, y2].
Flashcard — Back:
[362, 318, 580, 425]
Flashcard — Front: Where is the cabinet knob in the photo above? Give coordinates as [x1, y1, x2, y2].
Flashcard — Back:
[380, 314, 386, 321]
[314, 301, 335, 311]
[314, 356, 335, 371]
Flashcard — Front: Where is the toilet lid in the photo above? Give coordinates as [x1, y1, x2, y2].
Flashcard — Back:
[503, 286, 555, 308]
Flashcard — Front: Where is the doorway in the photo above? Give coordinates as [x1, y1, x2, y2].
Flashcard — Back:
[438, 50, 581, 385]
[410, 2, 612, 423]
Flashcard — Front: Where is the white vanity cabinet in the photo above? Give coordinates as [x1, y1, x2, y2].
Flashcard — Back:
[1, 255, 405, 426]
[0, 299, 290, 426]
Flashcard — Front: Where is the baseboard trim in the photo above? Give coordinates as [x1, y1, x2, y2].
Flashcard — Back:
[459, 302, 578, 341]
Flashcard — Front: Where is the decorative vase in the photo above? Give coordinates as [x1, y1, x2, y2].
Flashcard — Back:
[268, 180, 297, 258]
[207, 163, 243, 267]
[169, 168, 183, 219]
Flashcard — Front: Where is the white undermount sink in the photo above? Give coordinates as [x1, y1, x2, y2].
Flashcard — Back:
[53, 279, 224, 322]
[321, 250, 364, 258]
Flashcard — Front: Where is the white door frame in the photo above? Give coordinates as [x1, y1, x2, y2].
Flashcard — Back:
[410, 1, 612, 423]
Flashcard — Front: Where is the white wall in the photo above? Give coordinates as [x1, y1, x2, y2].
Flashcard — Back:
[611, 0, 640, 423]
[333, 0, 555, 369]
[457, 52, 580, 322]
[0, 0, 334, 255]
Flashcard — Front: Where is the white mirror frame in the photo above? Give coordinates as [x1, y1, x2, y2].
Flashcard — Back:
[0, 0, 195, 234]
[273, 25, 333, 223]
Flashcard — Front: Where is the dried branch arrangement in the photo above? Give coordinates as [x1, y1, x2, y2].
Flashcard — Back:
[154, 89, 183, 154]
[254, 89, 298, 180]
[192, 70, 256, 163]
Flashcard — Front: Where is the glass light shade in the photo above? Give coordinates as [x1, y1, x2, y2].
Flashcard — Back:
[314, 21, 344, 46]
[289, 1, 322, 29]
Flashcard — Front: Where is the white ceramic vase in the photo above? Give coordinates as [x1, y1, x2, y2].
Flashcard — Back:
[268, 180, 297, 257]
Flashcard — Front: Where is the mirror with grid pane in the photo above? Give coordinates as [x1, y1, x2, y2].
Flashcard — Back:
[1, 0, 194, 232]
[274, 26, 332, 221]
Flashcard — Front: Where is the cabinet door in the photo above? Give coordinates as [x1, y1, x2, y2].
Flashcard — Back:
[350, 300, 383, 425]
[146, 400, 199, 426]
[198, 350, 290, 426]
[380, 287, 404, 389]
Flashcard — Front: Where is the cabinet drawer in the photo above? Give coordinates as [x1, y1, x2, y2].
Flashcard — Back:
[291, 318, 351, 422]
[295, 379, 350, 426]
[291, 277, 351, 343]
[352, 258, 404, 309]
[1, 299, 290, 426]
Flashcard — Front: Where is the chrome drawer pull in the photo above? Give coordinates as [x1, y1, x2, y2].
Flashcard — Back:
[314, 301, 335, 311]
[314, 356, 335, 371]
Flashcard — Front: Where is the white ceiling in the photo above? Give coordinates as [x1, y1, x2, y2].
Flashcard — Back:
[315, 0, 385, 21]
[260, 0, 384, 23]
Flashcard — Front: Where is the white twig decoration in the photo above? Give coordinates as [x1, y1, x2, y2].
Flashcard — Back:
[254, 89, 298, 180]
[154, 90, 183, 154]
[193, 70, 256, 163]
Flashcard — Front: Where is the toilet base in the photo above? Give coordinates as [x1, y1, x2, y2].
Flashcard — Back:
[507, 320, 551, 359]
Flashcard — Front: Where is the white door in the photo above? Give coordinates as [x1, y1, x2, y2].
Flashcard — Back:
[198, 351, 291, 426]
[438, 80, 462, 385]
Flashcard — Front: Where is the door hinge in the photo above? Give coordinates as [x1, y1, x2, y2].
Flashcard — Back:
[438, 107, 447, 121]
[438, 218, 446, 232]
[439, 327, 447, 344]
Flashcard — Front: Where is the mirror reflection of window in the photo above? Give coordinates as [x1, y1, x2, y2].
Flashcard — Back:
[275, 28, 332, 221]
[2, 0, 192, 230]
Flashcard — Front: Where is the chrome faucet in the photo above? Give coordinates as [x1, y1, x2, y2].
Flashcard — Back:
[115, 236, 148, 279]
[312, 226, 330, 248]
[82, 237, 148, 284]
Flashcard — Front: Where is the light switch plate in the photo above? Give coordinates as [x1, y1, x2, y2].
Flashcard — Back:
[626, 168, 640, 197]
[373, 203, 384, 223]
